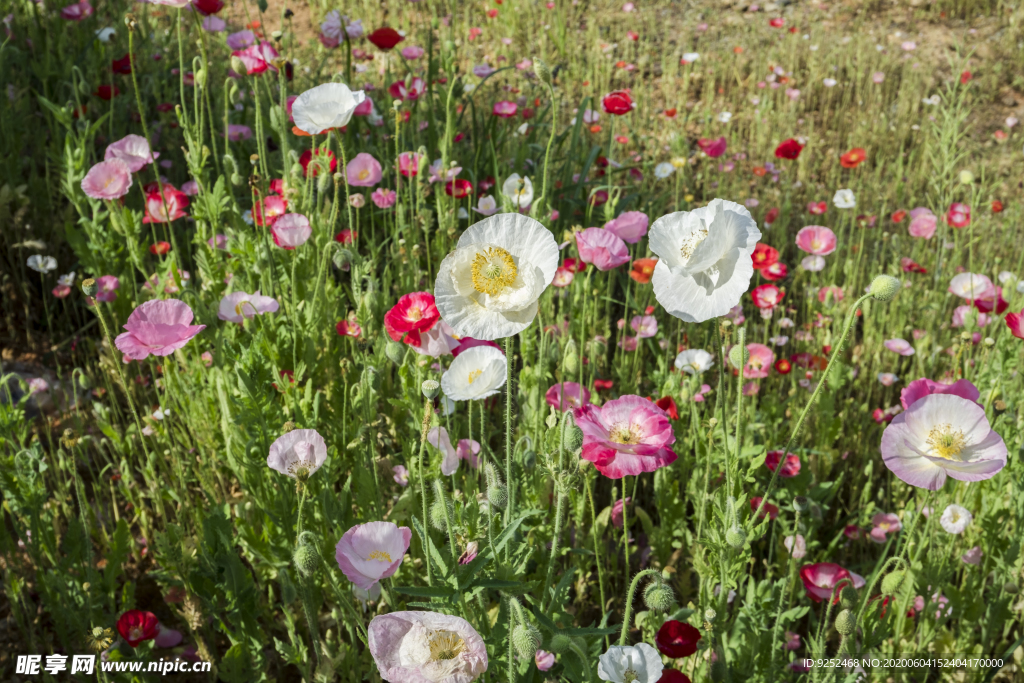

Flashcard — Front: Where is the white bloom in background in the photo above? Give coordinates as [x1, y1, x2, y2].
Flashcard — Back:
[823, 78, 837, 87]
[152, 407, 169, 420]
[434, 213, 558, 340]
[242, 209, 254, 225]
[598, 644, 663, 683]
[463, 83, 476, 94]
[681, 52, 700, 64]
[217, 290, 280, 323]
[940, 504, 972, 534]
[717, 111, 732, 123]
[267, 429, 329, 481]
[654, 162, 674, 179]
[649, 199, 761, 323]
[515, 122, 529, 135]
[674, 349, 714, 375]
[948, 273, 994, 300]
[291, 82, 366, 135]
[784, 534, 807, 559]
[441, 346, 507, 401]
[922, 94, 941, 106]
[997, 271, 1016, 284]
[27, 255, 57, 273]
[501, 174, 534, 209]
[58, 272, 76, 287]
[473, 195, 499, 216]
[96, 27, 116, 42]
[801, 255, 826, 272]
[457, 207, 469, 219]
[833, 189, 856, 209]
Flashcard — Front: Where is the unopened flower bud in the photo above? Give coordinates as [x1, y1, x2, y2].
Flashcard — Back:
[728, 344, 749, 369]
[512, 623, 541, 659]
[725, 525, 746, 549]
[429, 484, 453, 531]
[421, 379, 440, 399]
[534, 57, 552, 85]
[563, 338, 579, 375]
[548, 633, 571, 654]
[293, 544, 320, 577]
[881, 570, 906, 596]
[839, 586, 857, 611]
[81, 278, 98, 297]
[984, 337, 995, 347]
[869, 274, 901, 302]
[562, 415, 584, 453]
[834, 609, 856, 635]
[643, 581, 676, 613]
[1004, 582, 1020, 594]
[231, 56, 247, 76]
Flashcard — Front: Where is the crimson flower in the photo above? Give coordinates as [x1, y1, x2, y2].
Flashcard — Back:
[807, 201, 827, 215]
[299, 148, 337, 177]
[117, 610, 160, 648]
[656, 620, 702, 658]
[94, 85, 121, 100]
[655, 396, 679, 420]
[602, 90, 634, 115]
[751, 283, 784, 309]
[765, 450, 800, 477]
[992, 200, 1004, 213]
[762, 262, 788, 281]
[891, 209, 907, 223]
[751, 243, 779, 270]
[192, 0, 224, 14]
[658, 671, 691, 683]
[445, 179, 473, 198]
[696, 136, 727, 157]
[112, 55, 133, 74]
[769, 17, 785, 27]
[900, 257, 927, 274]
[368, 27, 403, 50]
[384, 292, 440, 347]
[774, 138, 803, 160]
[773, 358, 791, 374]
[150, 241, 171, 256]
[750, 496, 779, 520]
[765, 206, 779, 225]
[1006, 310, 1024, 340]
[593, 378, 614, 390]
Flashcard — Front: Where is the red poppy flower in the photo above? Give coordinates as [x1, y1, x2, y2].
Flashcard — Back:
[840, 147, 867, 168]
[761, 261, 788, 282]
[655, 396, 679, 420]
[149, 241, 171, 256]
[589, 190, 609, 206]
[602, 90, 634, 115]
[765, 450, 801, 477]
[445, 179, 473, 198]
[751, 283, 784, 309]
[773, 358, 791, 374]
[486, 8, 498, 17]
[117, 610, 160, 648]
[384, 292, 440, 346]
[664, 108, 677, 118]
[368, 27, 403, 50]
[960, 70, 972, 84]
[750, 496, 779, 520]
[657, 670, 692, 683]
[94, 85, 121, 100]
[765, 206, 779, 225]
[769, 17, 785, 27]
[563, 257, 587, 274]
[973, 287, 1008, 315]
[298, 148, 337, 177]
[192, 0, 224, 14]
[112, 55, 133, 75]
[253, 194, 287, 226]
[891, 209, 906, 223]
[900, 257, 927, 274]
[807, 201, 827, 215]
[656, 620, 702, 658]
[627, 30, 639, 41]
[593, 378, 614, 390]
[751, 243, 778, 270]
[629, 258, 657, 284]
[335, 229, 357, 244]
[774, 138, 804, 160]
[992, 200, 1004, 213]
[946, 202, 970, 228]
[336, 320, 361, 338]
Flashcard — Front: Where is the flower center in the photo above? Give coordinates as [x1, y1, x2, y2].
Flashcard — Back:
[926, 424, 967, 460]
[679, 220, 709, 263]
[467, 369, 483, 384]
[427, 629, 466, 661]
[623, 669, 640, 683]
[366, 549, 393, 562]
[407, 306, 423, 321]
[811, 238, 822, 251]
[609, 423, 641, 445]
[470, 247, 518, 296]
[129, 627, 143, 642]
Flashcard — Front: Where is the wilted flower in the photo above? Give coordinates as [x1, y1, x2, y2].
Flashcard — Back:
[367, 611, 487, 682]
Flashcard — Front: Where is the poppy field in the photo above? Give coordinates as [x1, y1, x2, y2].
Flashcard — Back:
[2, 0, 1024, 681]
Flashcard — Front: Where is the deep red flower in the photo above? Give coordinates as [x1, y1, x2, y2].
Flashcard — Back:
[593, 378, 614, 390]
[589, 190, 609, 206]
[664, 108, 677, 118]
[992, 200, 1004, 213]
[769, 17, 785, 27]
[563, 257, 587, 273]
[479, 176, 496, 192]
[657, 670, 691, 683]
[773, 358, 791, 374]
[445, 179, 473, 198]
[335, 229, 357, 244]
[94, 85, 121, 100]
[751, 243, 779, 270]
[973, 287, 1008, 315]
[900, 257, 927, 274]
[117, 610, 160, 648]
[193, 0, 224, 14]
[960, 70, 972, 84]
[149, 241, 171, 256]
[750, 496, 779, 520]
[384, 292, 440, 347]
[656, 620, 702, 658]
[368, 27, 403, 50]
[299, 148, 337, 177]
[112, 55, 133, 74]
[765, 450, 801, 477]
[655, 396, 679, 420]
[891, 209, 907, 223]
[774, 138, 803, 160]
[602, 90, 634, 115]
[765, 207, 779, 225]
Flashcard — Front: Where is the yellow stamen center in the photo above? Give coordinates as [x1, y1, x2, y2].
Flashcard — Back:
[407, 306, 423, 321]
[366, 550, 393, 562]
[926, 424, 967, 460]
[609, 423, 641, 445]
[679, 220, 709, 263]
[428, 630, 465, 661]
[359, 169, 370, 180]
[467, 369, 483, 384]
[470, 247, 518, 296]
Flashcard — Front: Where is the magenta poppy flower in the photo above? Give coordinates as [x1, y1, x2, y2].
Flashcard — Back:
[900, 378, 980, 410]
[271, 213, 312, 249]
[346, 153, 383, 187]
[368, 611, 487, 682]
[61, 0, 93, 20]
[751, 284, 784, 310]
[765, 450, 800, 477]
[116, 610, 159, 648]
[232, 41, 279, 75]
[869, 513, 901, 543]
[93, 275, 120, 302]
[114, 299, 205, 360]
[574, 395, 677, 479]
[973, 286, 1008, 315]
[545, 382, 591, 411]
[576, 227, 629, 271]
[371, 188, 397, 208]
[398, 152, 423, 177]
[104, 134, 159, 172]
[335, 521, 412, 591]
[697, 136, 727, 157]
[908, 207, 937, 238]
[1007, 309, 1024, 339]
[795, 225, 837, 255]
[217, 290, 279, 323]
[799, 563, 866, 603]
[881, 394, 1006, 490]
[81, 160, 133, 200]
[611, 496, 631, 528]
[384, 291, 439, 344]
[947, 202, 970, 228]
[390, 77, 425, 101]
[226, 124, 252, 141]
[603, 211, 649, 243]
[742, 343, 775, 378]
[493, 100, 518, 118]
[143, 186, 189, 223]
[267, 428, 328, 479]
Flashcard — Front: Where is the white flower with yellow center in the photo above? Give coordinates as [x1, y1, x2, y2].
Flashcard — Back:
[501, 174, 534, 209]
[649, 199, 761, 323]
[434, 213, 558, 340]
[674, 348, 714, 375]
[440, 346, 507, 401]
[368, 611, 488, 683]
[598, 644, 663, 683]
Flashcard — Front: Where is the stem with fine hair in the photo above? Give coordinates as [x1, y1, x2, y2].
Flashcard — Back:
[417, 398, 433, 586]
[618, 568, 661, 646]
[540, 410, 572, 611]
[503, 335, 515, 547]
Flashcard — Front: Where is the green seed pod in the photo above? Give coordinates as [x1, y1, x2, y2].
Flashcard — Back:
[81, 278, 98, 297]
[839, 585, 857, 611]
[1004, 582, 1020, 595]
[704, 607, 717, 622]
[230, 173, 244, 186]
[725, 525, 746, 549]
[293, 544, 320, 578]
[792, 496, 811, 513]
[385, 341, 406, 366]
[512, 623, 541, 659]
[563, 338, 579, 375]
[881, 570, 906, 596]
[728, 344, 749, 369]
[548, 633, 571, 654]
[421, 380, 440, 399]
[643, 581, 676, 613]
[869, 274, 901, 302]
[834, 609, 856, 636]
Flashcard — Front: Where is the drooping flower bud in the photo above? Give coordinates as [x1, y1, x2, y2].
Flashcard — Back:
[534, 57, 552, 85]
[563, 338, 579, 375]
[485, 463, 507, 510]
[880, 570, 906, 596]
[728, 343, 749, 369]
[643, 580, 676, 613]
[839, 585, 857, 611]
[548, 633, 572, 654]
[386, 341, 406, 365]
[562, 414, 584, 453]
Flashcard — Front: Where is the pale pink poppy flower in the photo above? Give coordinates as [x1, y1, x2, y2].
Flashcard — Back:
[545, 382, 591, 411]
[948, 273, 994, 300]
[81, 159, 133, 200]
[202, 15, 225, 32]
[115, 300, 205, 360]
[818, 285, 844, 304]
[961, 546, 983, 565]
[427, 426, 460, 475]
[884, 338, 915, 356]
[61, 0, 93, 21]
[693, 383, 712, 402]
[801, 255, 826, 272]
[27, 377, 49, 393]
[472, 195, 498, 216]
[515, 58, 532, 71]
[226, 124, 252, 141]
[536, 650, 555, 672]
[346, 153, 382, 186]
[408, 321, 460, 358]
[631, 315, 657, 338]
[786, 88, 801, 101]
[493, 100, 518, 117]
[217, 290, 279, 323]
[784, 534, 806, 559]
[743, 381, 760, 396]
[335, 521, 412, 590]
[181, 180, 199, 196]
[104, 134, 158, 172]
[878, 373, 898, 387]
[200, 351, 214, 367]
[207, 234, 228, 250]
[267, 428, 328, 479]
[901, 41, 916, 51]
[52, 284, 72, 298]
[576, 227, 629, 271]
[952, 305, 988, 328]
[367, 611, 487, 682]
[392, 465, 409, 486]
[619, 336, 638, 352]
[271, 213, 312, 249]
[796, 225, 837, 255]
[869, 513, 901, 543]
[401, 45, 425, 59]
[740, 343, 774, 379]
[456, 439, 481, 468]
[371, 188, 397, 208]
[908, 207, 937, 238]
[155, 624, 183, 648]
[574, 395, 677, 479]
[872, 71, 885, 84]
[603, 211, 649, 244]
[551, 266, 574, 287]
[899, 378, 979, 410]
[95, 275, 120, 302]
[622, 2, 635, 10]
[799, 563, 866, 603]
[785, 632, 801, 651]
[227, 30, 255, 51]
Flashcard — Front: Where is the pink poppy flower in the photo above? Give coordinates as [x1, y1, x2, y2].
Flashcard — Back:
[94, 275, 120, 302]
[368, 611, 487, 682]
[631, 315, 657, 338]
[763, 261, 788, 281]
[456, 439, 481, 468]
[611, 496, 632, 528]
[536, 650, 555, 672]
[973, 286, 1008, 315]
[765, 450, 800, 477]
[335, 521, 412, 590]
[948, 273, 995, 300]
[371, 188, 397, 208]
[493, 100, 518, 117]
[884, 338, 915, 356]
[114, 299, 205, 360]
[603, 211, 649, 244]
[545, 382, 591, 411]
[181, 180, 199, 196]
[104, 134, 159, 172]
[551, 266, 574, 287]
[696, 136, 727, 157]
[576, 227, 629, 270]
[81, 160, 133, 200]
[143, 186, 189, 223]
[401, 45, 425, 59]
[952, 305, 988, 328]
[346, 153, 383, 187]
[795, 225, 837, 255]
[818, 285, 844, 304]
[1007, 309, 1024, 339]
[947, 202, 970, 228]
[336, 320, 362, 338]
[271, 213, 312, 249]
[908, 207, 937, 238]
[869, 512, 901, 543]
[61, 0, 92, 21]
[398, 152, 423, 177]
[226, 124, 252, 141]
[427, 426, 460, 475]
[784, 536, 806, 560]
[799, 563, 866, 603]
[52, 284, 71, 298]
[232, 41, 279, 75]
[384, 291, 439, 344]
[961, 546, 983, 565]
[254, 194, 288, 226]
[574, 395, 678, 479]
[742, 343, 775, 378]
[267, 429, 328, 479]
[389, 77, 425, 101]
[751, 284, 784, 309]
[217, 290, 279, 323]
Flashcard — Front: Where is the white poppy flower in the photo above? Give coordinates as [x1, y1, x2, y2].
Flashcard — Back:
[598, 644, 663, 683]
[648, 199, 761, 323]
[801, 255, 826, 272]
[96, 27, 116, 42]
[473, 195, 499, 216]
[717, 111, 732, 123]
[441, 346, 507, 401]
[27, 255, 57, 273]
[434, 213, 558, 340]
[58, 272, 76, 287]
[833, 189, 856, 209]
[681, 52, 699, 64]
[654, 162, 674, 179]
[939, 504, 972, 534]
[501, 174, 534, 209]
[674, 349, 714, 375]
[291, 82, 367, 135]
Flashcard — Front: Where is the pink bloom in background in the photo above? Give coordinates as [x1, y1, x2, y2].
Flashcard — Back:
[371, 188, 397, 208]
[551, 267, 574, 287]
[535, 650, 556, 672]
[799, 563, 866, 603]
[765, 450, 800, 477]
[367, 612, 487, 683]
[869, 513, 901, 543]
[962, 546, 983, 565]
[27, 377, 49, 393]
[203, 15, 226, 32]
[267, 429, 328, 478]
[143, 186, 189, 223]
[631, 315, 657, 338]
[751, 284, 784, 310]
[872, 71, 885, 84]
[181, 180, 199, 196]
[818, 285, 844, 304]
[347, 153, 383, 186]
[1007, 309, 1024, 339]
[232, 42, 279, 75]
[795, 225, 837, 255]
[217, 290, 279, 323]
[576, 227, 629, 270]
[81, 160, 133, 200]
[884, 338, 915, 356]
[154, 624, 183, 649]
[493, 100, 518, 117]
[697, 136, 728, 157]
[948, 273, 994, 300]
[574, 395, 677, 479]
[908, 207, 937, 238]
[603, 211, 649, 243]
[427, 426, 460, 475]
[545, 382, 591, 411]
[114, 299, 205, 360]
[784, 535, 806, 559]
[973, 286, 1008, 315]
[225, 124, 252, 141]
[61, 0, 92, 21]
[947, 202, 971, 228]
[392, 465, 409, 486]
[335, 522, 411, 590]
[52, 284, 72, 298]
[743, 343, 775, 379]
[353, 98, 373, 117]
[401, 45, 425, 59]
[95, 275, 120, 302]
[271, 213, 312, 249]
[611, 496, 632, 527]
[105, 134, 159, 172]
[456, 439, 481, 468]
[952, 305, 988, 328]
[398, 152, 423, 177]
[390, 77, 425, 101]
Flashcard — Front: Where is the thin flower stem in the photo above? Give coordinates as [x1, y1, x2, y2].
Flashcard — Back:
[418, 398, 433, 586]
[621, 476, 631, 575]
[618, 568, 660, 646]
[540, 411, 572, 612]
[585, 472, 608, 645]
[503, 335, 515, 549]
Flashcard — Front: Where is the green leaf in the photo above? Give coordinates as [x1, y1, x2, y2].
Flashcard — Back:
[411, 515, 451, 581]
[219, 643, 253, 683]
[393, 585, 455, 599]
